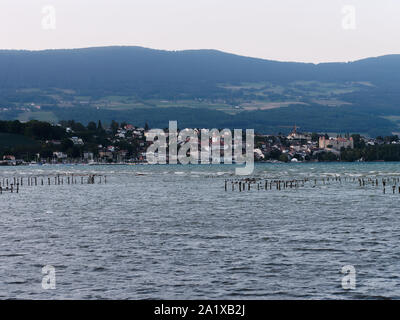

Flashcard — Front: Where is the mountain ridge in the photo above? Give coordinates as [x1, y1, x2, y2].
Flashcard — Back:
[1, 46, 400, 136]
[1, 45, 399, 64]
[2, 46, 400, 91]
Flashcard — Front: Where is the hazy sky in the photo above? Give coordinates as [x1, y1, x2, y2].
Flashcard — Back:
[1, 0, 399, 63]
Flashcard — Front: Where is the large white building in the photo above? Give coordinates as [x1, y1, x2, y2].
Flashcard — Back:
[319, 136, 354, 150]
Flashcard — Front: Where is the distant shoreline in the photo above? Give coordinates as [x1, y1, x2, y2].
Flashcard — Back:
[0, 160, 395, 167]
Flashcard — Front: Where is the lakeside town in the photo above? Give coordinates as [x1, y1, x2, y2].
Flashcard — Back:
[1, 119, 400, 166]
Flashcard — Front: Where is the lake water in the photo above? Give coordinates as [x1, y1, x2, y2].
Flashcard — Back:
[1, 162, 400, 299]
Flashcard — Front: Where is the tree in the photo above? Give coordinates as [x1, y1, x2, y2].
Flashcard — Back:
[351, 134, 364, 148]
[110, 120, 119, 134]
[87, 121, 97, 131]
[10, 120, 23, 134]
[311, 133, 319, 142]
[279, 154, 289, 162]
[61, 138, 74, 151]
[317, 151, 338, 161]
[69, 146, 81, 158]
[40, 148, 54, 159]
[268, 148, 282, 160]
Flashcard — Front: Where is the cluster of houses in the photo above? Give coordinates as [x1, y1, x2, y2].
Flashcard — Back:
[47, 124, 149, 164]
[138, 125, 357, 163]
[3, 122, 397, 165]
[253, 126, 355, 162]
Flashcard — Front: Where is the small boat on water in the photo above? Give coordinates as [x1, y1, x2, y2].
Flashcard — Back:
[29, 161, 42, 166]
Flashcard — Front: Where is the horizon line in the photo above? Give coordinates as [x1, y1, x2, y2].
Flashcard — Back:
[0, 44, 399, 65]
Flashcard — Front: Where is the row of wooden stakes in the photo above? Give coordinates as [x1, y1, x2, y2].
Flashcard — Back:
[224, 178, 306, 192]
[0, 174, 107, 194]
[224, 176, 400, 193]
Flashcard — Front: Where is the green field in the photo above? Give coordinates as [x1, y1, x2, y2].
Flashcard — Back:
[7, 81, 371, 121]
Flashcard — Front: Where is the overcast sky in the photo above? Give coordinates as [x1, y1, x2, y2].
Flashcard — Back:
[1, 0, 399, 63]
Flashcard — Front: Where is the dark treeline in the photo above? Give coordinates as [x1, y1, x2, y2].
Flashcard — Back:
[340, 144, 400, 162]
[340, 134, 400, 162]
[0, 120, 65, 140]
[0, 119, 140, 161]
[264, 143, 400, 163]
